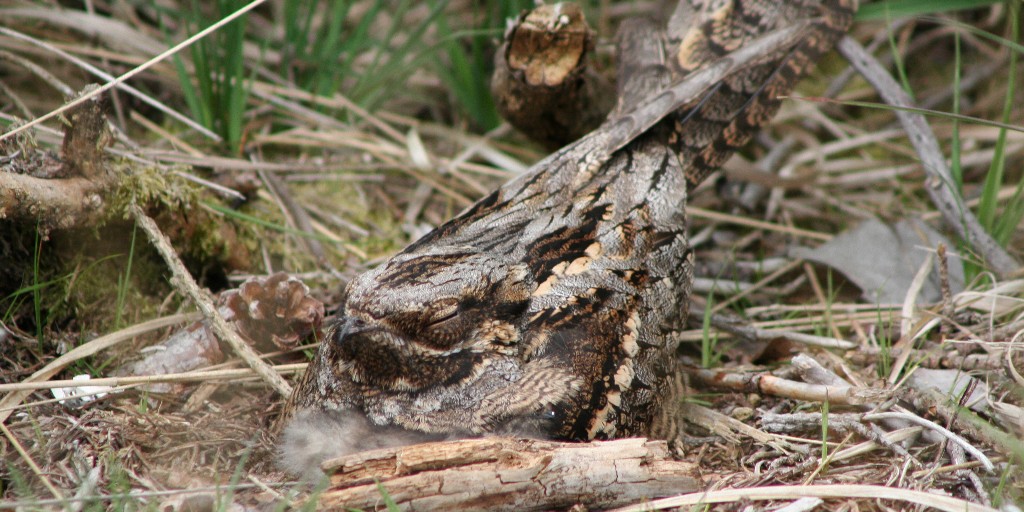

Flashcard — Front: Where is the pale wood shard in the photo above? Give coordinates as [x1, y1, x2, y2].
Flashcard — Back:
[317, 437, 700, 511]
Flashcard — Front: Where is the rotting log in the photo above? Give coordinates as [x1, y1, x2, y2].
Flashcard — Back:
[318, 437, 700, 511]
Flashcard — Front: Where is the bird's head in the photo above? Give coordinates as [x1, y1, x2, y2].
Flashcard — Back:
[327, 248, 535, 391]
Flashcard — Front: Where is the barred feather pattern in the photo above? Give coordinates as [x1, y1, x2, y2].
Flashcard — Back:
[280, 0, 857, 473]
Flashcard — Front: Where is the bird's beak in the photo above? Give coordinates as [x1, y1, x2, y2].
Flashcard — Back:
[334, 315, 376, 345]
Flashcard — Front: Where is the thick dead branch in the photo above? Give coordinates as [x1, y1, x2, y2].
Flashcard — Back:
[491, 3, 614, 148]
[0, 85, 116, 231]
[0, 174, 109, 230]
[59, 85, 113, 179]
[317, 437, 699, 511]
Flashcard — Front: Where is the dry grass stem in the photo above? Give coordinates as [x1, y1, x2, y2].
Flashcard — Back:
[0, 0, 274, 143]
[0, 363, 306, 394]
[689, 206, 832, 241]
[0, 26, 215, 140]
[607, 484, 1000, 512]
[0, 313, 200, 423]
[0, 421, 66, 503]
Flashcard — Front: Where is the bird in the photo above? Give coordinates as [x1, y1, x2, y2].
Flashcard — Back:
[278, 0, 857, 478]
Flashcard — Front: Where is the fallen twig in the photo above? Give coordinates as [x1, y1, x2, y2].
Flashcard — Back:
[695, 306, 857, 350]
[688, 367, 887, 405]
[864, 409, 994, 471]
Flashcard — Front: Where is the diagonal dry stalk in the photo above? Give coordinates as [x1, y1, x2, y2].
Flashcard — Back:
[128, 205, 293, 398]
[0, 0, 270, 144]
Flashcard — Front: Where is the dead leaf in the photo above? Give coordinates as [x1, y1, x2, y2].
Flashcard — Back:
[793, 218, 964, 304]
[905, 368, 989, 414]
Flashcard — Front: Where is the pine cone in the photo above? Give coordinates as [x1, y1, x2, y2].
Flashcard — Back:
[222, 273, 324, 351]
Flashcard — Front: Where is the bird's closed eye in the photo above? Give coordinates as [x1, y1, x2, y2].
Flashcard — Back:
[425, 298, 462, 327]
[427, 305, 458, 326]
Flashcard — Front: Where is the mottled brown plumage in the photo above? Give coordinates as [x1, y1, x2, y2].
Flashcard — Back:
[279, 0, 857, 477]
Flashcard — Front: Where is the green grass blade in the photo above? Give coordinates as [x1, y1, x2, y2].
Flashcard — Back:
[803, 97, 1024, 134]
[113, 224, 137, 330]
[433, 13, 502, 129]
[857, 0, 1001, 21]
[820, 399, 830, 463]
[920, 14, 1024, 54]
[951, 26, 963, 190]
[988, 1, 1024, 245]
[368, 0, 448, 93]
[701, 293, 715, 369]
[883, 2, 914, 96]
[374, 480, 401, 512]
[202, 201, 342, 244]
[32, 226, 42, 345]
